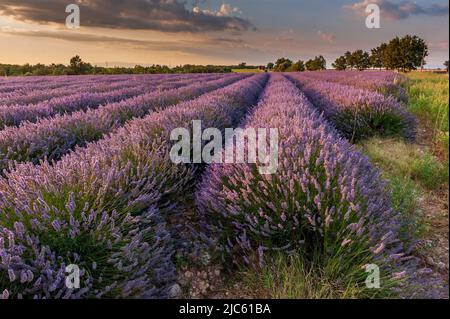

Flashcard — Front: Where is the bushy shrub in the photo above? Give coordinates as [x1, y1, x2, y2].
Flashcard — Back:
[299, 70, 408, 103]
[0, 205, 175, 299]
[287, 74, 416, 142]
[0, 74, 268, 298]
[0, 74, 244, 173]
[197, 75, 406, 282]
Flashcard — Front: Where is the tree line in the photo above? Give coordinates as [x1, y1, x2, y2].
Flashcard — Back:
[267, 35, 438, 73]
[266, 56, 327, 72]
[0, 55, 234, 76]
[332, 35, 428, 72]
[1, 35, 444, 76]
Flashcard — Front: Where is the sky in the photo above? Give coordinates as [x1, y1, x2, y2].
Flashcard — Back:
[0, 0, 448, 68]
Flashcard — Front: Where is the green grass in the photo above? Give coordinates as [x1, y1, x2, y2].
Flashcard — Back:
[240, 254, 398, 299]
[402, 71, 449, 154]
[358, 137, 447, 247]
[385, 175, 425, 246]
[359, 137, 448, 191]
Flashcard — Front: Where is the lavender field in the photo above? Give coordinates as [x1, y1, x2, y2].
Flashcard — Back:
[0, 71, 445, 299]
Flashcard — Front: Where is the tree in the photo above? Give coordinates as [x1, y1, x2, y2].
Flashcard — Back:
[344, 51, 355, 69]
[266, 62, 274, 70]
[383, 35, 428, 72]
[444, 61, 449, 73]
[305, 56, 326, 71]
[238, 62, 247, 68]
[351, 50, 370, 71]
[274, 58, 293, 72]
[69, 55, 92, 75]
[401, 35, 428, 71]
[370, 44, 387, 70]
[332, 56, 347, 70]
[289, 60, 305, 72]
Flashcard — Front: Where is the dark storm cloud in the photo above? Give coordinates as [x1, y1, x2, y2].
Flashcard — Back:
[347, 0, 448, 20]
[0, 0, 255, 32]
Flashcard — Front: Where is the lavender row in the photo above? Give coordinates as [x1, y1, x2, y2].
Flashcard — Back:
[0, 73, 268, 298]
[0, 74, 221, 129]
[299, 71, 408, 102]
[196, 74, 406, 286]
[286, 73, 416, 142]
[0, 75, 137, 98]
[0, 74, 197, 106]
[0, 74, 246, 174]
[0, 74, 170, 94]
[0, 74, 132, 86]
[0, 77, 147, 106]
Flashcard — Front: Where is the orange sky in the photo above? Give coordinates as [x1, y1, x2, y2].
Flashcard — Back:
[0, 1, 448, 68]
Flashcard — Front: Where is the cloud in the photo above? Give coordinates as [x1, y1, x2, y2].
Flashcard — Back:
[193, 4, 242, 17]
[317, 30, 335, 43]
[0, 0, 255, 33]
[346, 0, 449, 20]
[0, 27, 258, 57]
[429, 41, 449, 51]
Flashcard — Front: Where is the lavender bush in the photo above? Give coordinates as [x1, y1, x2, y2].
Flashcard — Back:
[0, 205, 176, 299]
[0, 74, 243, 173]
[196, 75, 406, 288]
[0, 74, 195, 104]
[0, 74, 210, 129]
[299, 70, 408, 102]
[0, 73, 268, 298]
[0, 75, 146, 105]
[287, 74, 416, 142]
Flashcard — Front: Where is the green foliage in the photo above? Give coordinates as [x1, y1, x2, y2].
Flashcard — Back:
[358, 137, 434, 248]
[370, 44, 386, 69]
[69, 55, 93, 75]
[0, 57, 234, 76]
[403, 71, 449, 156]
[411, 153, 449, 190]
[305, 56, 326, 71]
[333, 108, 409, 142]
[352, 50, 371, 70]
[332, 35, 428, 72]
[344, 51, 354, 69]
[334, 50, 372, 71]
[240, 253, 397, 299]
[332, 56, 347, 70]
[386, 175, 424, 247]
[288, 60, 305, 72]
[383, 35, 428, 72]
[360, 137, 448, 191]
[274, 58, 293, 72]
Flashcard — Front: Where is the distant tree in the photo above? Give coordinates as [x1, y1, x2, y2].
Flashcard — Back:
[370, 44, 386, 70]
[69, 55, 92, 75]
[266, 62, 274, 70]
[332, 56, 347, 70]
[383, 35, 428, 72]
[403, 35, 428, 71]
[274, 58, 293, 72]
[289, 60, 305, 72]
[305, 56, 326, 71]
[0, 65, 9, 76]
[444, 61, 449, 72]
[238, 62, 247, 68]
[344, 51, 355, 69]
[351, 50, 370, 71]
